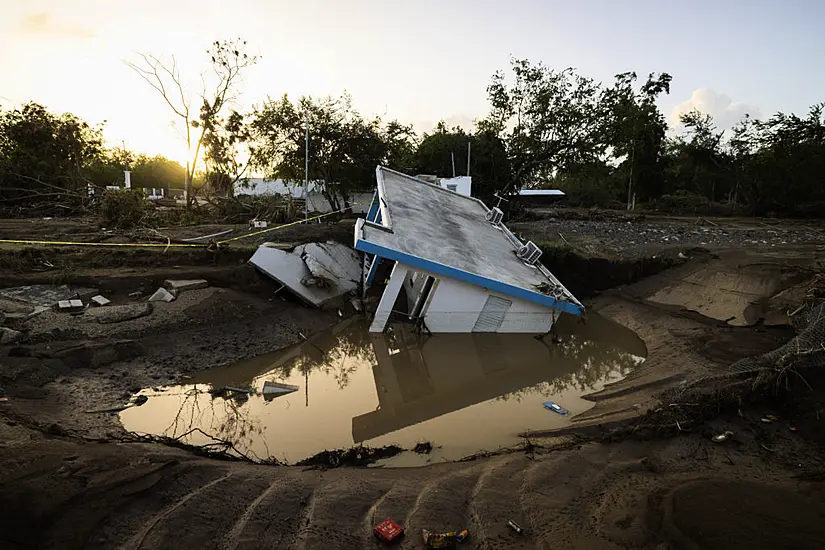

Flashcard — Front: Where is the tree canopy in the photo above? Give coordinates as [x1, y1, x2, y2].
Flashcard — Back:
[3, 49, 825, 218]
[0, 102, 104, 203]
[249, 93, 415, 210]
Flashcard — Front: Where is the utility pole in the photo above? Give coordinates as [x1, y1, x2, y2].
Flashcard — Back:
[466, 141, 471, 176]
[451, 152, 456, 177]
[304, 111, 309, 222]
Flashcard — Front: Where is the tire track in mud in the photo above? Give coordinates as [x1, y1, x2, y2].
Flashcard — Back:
[124, 471, 235, 550]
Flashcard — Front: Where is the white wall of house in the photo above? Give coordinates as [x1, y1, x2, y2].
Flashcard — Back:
[236, 178, 371, 213]
[439, 176, 472, 197]
[402, 266, 556, 333]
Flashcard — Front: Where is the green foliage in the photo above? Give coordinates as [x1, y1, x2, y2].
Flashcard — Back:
[412, 123, 510, 203]
[0, 102, 104, 202]
[98, 189, 149, 229]
[650, 190, 733, 216]
[249, 93, 415, 210]
[483, 59, 606, 190]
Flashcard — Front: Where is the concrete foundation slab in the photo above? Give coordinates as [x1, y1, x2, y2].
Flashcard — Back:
[86, 303, 153, 324]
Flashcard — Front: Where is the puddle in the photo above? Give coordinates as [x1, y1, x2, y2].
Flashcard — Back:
[121, 313, 646, 466]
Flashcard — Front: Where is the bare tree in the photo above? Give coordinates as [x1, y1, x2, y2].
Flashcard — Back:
[126, 39, 257, 206]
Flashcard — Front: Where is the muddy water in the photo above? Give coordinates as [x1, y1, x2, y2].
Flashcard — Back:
[121, 313, 646, 465]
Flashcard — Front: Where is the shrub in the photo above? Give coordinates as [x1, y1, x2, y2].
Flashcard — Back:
[98, 189, 150, 229]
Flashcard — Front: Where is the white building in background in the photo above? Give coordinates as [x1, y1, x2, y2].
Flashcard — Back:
[415, 175, 472, 196]
[355, 167, 583, 334]
[235, 178, 372, 214]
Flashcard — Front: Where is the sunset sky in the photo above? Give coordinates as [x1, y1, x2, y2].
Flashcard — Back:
[1, 0, 823, 165]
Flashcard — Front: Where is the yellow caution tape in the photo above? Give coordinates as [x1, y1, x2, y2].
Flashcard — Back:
[0, 239, 204, 248]
[216, 208, 354, 244]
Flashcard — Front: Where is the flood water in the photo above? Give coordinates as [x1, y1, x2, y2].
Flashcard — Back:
[121, 313, 646, 465]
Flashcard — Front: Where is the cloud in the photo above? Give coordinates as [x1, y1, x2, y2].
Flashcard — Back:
[19, 12, 94, 39]
[669, 89, 760, 130]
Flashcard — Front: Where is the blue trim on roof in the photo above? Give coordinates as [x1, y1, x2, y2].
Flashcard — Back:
[354, 237, 583, 316]
[367, 191, 380, 222]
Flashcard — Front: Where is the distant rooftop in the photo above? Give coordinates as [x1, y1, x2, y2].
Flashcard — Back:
[354, 167, 582, 314]
[517, 189, 565, 196]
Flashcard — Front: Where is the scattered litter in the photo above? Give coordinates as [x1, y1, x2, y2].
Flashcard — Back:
[350, 297, 363, 311]
[57, 299, 84, 310]
[712, 430, 734, 443]
[148, 288, 175, 302]
[128, 291, 142, 299]
[251, 220, 268, 228]
[507, 520, 523, 535]
[164, 279, 208, 293]
[789, 426, 799, 432]
[0, 397, 8, 403]
[543, 401, 569, 415]
[677, 252, 688, 259]
[90, 295, 111, 307]
[422, 529, 469, 548]
[337, 309, 343, 317]
[261, 380, 299, 400]
[0, 327, 22, 345]
[374, 518, 404, 543]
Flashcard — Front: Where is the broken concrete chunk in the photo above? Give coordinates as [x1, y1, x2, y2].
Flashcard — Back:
[163, 279, 208, 294]
[148, 288, 175, 303]
[91, 295, 111, 307]
[57, 299, 84, 310]
[0, 327, 22, 345]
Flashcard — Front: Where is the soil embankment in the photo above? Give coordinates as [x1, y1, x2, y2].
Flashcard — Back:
[1, 214, 824, 549]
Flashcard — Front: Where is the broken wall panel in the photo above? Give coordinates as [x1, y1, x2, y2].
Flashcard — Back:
[249, 241, 361, 309]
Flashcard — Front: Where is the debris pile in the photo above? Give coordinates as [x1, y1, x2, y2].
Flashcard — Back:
[250, 241, 360, 308]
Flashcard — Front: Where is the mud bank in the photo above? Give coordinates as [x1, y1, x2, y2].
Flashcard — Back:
[1, 217, 825, 548]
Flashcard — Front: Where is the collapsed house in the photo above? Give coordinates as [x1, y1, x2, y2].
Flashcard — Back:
[355, 167, 583, 333]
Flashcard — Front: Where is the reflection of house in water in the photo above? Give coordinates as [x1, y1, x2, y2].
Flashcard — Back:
[352, 313, 646, 443]
[186, 312, 645, 447]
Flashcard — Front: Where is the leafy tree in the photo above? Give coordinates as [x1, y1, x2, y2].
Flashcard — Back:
[412, 122, 510, 203]
[601, 72, 672, 204]
[662, 109, 731, 203]
[132, 154, 187, 189]
[0, 102, 104, 202]
[250, 93, 415, 211]
[740, 104, 825, 215]
[483, 59, 606, 191]
[127, 38, 258, 206]
[201, 109, 249, 196]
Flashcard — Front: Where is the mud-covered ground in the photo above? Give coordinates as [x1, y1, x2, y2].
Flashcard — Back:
[1, 213, 825, 549]
[510, 208, 825, 257]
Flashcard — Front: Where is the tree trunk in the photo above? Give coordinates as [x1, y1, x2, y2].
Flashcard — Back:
[185, 162, 193, 208]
